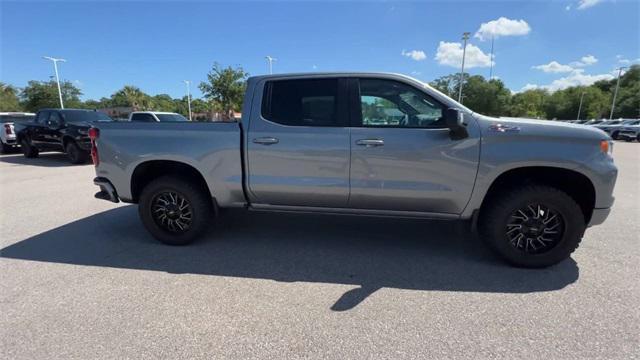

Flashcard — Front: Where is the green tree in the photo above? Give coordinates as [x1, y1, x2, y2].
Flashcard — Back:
[110, 85, 153, 110]
[611, 64, 640, 118]
[199, 63, 248, 120]
[20, 80, 82, 112]
[506, 89, 548, 118]
[0, 83, 22, 111]
[152, 94, 177, 112]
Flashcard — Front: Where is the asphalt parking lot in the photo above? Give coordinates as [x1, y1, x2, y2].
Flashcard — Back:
[1, 143, 638, 359]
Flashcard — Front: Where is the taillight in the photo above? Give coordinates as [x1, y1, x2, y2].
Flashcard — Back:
[89, 128, 99, 166]
[4, 124, 11, 135]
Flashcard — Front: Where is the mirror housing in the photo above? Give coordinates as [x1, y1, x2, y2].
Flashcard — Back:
[445, 108, 468, 140]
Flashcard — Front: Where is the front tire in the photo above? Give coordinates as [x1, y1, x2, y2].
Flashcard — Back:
[611, 131, 620, 140]
[0, 141, 10, 154]
[21, 138, 39, 158]
[479, 185, 585, 268]
[138, 176, 213, 245]
[65, 141, 88, 164]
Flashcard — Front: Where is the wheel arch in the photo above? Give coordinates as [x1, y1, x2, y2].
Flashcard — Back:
[130, 160, 214, 206]
[479, 166, 596, 224]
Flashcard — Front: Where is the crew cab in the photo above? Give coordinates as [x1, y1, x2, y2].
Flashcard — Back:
[15, 109, 113, 163]
[128, 111, 189, 122]
[0, 112, 35, 153]
[91, 73, 618, 268]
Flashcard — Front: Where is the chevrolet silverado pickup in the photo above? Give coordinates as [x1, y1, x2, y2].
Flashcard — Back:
[91, 73, 618, 268]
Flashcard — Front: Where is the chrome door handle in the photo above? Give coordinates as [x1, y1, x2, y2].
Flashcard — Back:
[253, 137, 279, 145]
[356, 139, 384, 147]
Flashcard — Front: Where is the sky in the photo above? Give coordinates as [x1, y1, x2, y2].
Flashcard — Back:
[1, 0, 639, 101]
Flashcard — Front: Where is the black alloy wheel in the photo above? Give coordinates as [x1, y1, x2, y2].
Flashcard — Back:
[506, 203, 564, 255]
[151, 191, 193, 233]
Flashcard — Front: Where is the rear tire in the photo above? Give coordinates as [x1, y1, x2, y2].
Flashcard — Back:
[65, 141, 88, 164]
[479, 185, 585, 268]
[138, 176, 213, 245]
[21, 138, 39, 158]
[611, 131, 620, 140]
[0, 141, 9, 154]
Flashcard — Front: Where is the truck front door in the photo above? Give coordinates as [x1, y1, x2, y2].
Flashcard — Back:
[247, 77, 350, 207]
[348, 78, 480, 214]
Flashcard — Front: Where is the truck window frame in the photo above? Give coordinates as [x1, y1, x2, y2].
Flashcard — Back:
[348, 78, 449, 129]
[260, 77, 349, 128]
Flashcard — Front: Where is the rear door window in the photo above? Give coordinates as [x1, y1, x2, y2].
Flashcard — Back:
[261, 78, 342, 127]
[130, 113, 156, 122]
[36, 111, 50, 124]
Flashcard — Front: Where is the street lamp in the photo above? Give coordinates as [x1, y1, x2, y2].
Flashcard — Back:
[183, 80, 192, 121]
[265, 55, 277, 75]
[42, 56, 66, 109]
[458, 32, 470, 103]
[609, 67, 627, 120]
[577, 91, 586, 120]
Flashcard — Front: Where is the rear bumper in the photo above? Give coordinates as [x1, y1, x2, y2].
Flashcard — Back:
[588, 207, 611, 227]
[93, 177, 119, 203]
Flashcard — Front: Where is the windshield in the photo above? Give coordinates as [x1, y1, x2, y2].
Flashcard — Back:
[156, 113, 189, 122]
[0, 115, 35, 123]
[61, 110, 113, 123]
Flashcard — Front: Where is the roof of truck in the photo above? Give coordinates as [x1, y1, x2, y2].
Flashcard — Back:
[248, 72, 412, 81]
[130, 111, 179, 114]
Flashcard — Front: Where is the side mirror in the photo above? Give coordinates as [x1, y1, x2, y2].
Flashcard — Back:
[445, 108, 468, 140]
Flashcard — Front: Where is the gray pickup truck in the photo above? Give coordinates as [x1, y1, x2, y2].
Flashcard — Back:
[91, 73, 617, 268]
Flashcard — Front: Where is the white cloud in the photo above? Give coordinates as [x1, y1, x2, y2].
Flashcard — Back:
[474, 17, 531, 41]
[401, 49, 427, 61]
[581, 55, 598, 65]
[435, 41, 493, 68]
[577, 0, 602, 10]
[523, 69, 614, 92]
[565, 4, 572, 10]
[520, 83, 540, 92]
[546, 70, 613, 91]
[570, 55, 598, 67]
[532, 61, 575, 73]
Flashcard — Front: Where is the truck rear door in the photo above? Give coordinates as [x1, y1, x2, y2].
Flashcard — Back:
[347, 77, 480, 214]
[246, 77, 350, 207]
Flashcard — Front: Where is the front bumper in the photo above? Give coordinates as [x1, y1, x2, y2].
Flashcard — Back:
[94, 177, 119, 203]
[588, 207, 612, 227]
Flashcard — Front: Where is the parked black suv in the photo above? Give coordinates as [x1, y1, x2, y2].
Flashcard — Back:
[15, 109, 112, 164]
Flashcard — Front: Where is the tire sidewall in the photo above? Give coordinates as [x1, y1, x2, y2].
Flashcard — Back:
[138, 177, 211, 245]
[482, 187, 585, 268]
[21, 138, 37, 158]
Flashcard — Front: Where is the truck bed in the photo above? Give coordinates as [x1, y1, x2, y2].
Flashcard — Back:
[94, 121, 246, 206]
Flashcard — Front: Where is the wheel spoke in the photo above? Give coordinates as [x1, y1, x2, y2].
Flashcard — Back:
[151, 191, 193, 233]
[506, 203, 564, 255]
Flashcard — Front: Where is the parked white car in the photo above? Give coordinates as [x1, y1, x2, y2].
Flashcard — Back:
[128, 111, 190, 122]
[0, 112, 35, 153]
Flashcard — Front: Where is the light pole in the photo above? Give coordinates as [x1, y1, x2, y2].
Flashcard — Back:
[577, 91, 585, 120]
[265, 55, 277, 74]
[458, 32, 470, 103]
[43, 56, 66, 109]
[488, 35, 495, 80]
[183, 80, 192, 121]
[609, 67, 627, 120]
